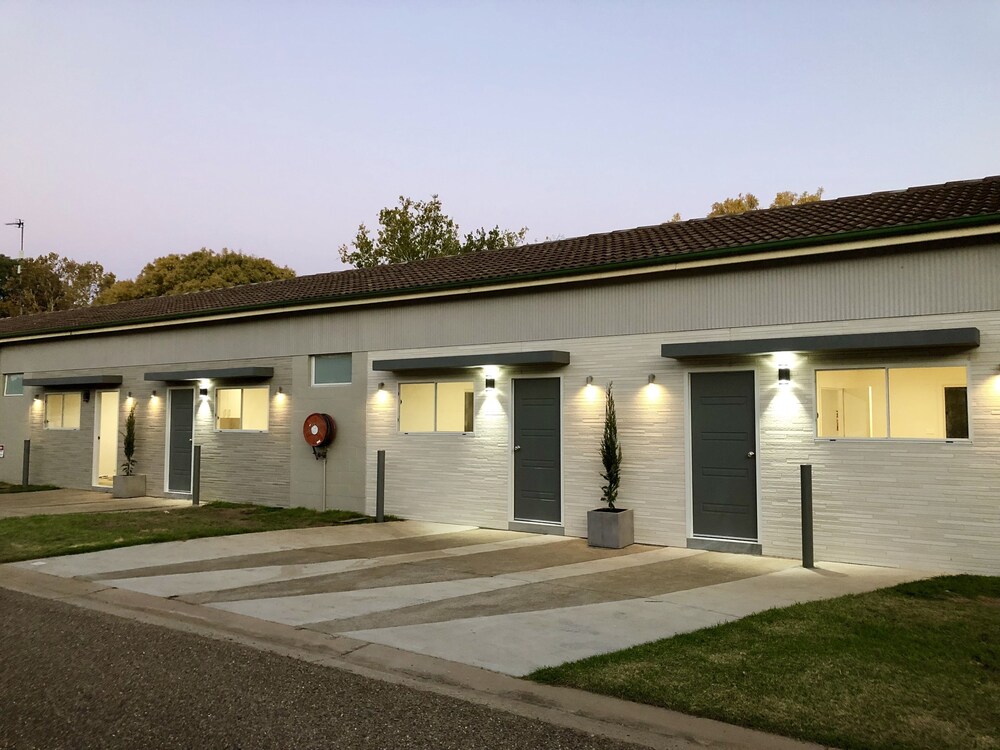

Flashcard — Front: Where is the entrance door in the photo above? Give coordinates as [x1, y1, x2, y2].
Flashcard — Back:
[167, 388, 195, 493]
[690, 371, 758, 540]
[93, 390, 120, 487]
[512, 377, 561, 523]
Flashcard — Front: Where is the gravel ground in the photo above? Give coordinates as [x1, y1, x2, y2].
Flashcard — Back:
[0, 588, 640, 750]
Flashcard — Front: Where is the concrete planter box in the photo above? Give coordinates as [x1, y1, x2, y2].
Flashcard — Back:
[587, 507, 634, 549]
[112, 474, 146, 499]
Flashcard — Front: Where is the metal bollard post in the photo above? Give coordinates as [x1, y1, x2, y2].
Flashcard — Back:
[22, 439, 30, 488]
[376, 450, 385, 523]
[801, 464, 814, 569]
[192, 445, 201, 506]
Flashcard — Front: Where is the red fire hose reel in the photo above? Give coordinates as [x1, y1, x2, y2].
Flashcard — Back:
[303, 413, 336, 458]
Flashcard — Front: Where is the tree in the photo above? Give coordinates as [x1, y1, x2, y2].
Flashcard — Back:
[706, 187, 824, 218]
[0, 253, 115, 316]
[338, 195, 528, 268]
[599, 382, 623, 509]
[95, 248, 295, 305]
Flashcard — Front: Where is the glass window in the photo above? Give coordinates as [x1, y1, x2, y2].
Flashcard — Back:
[4, 373, 23, 396]
[45, 392, 82, 430]
[215, 387, 269, 431]
[399, 381, 474, 433]
[816, 366, 968, 440]
[312, 354, 352, 385]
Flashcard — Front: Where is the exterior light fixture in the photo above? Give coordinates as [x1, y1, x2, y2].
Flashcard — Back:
[485, 378, 496, 392]
[647, 373, 656, 384]
[277, 386, 284, 394]
[127, 391, 133, 399]
[585, 376, 594, 386]
[82, 390, 90, 403]
[33, 393, 41, 402]
[151, 390, 158, 398]
[199, 388, 209, 398]
[778, 367, 791, 385]
[378, 382, 385, 391]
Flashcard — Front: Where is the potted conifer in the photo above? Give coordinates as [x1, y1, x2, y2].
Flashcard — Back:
[587, 381, 633, 548]
[112, 403, 147, 498]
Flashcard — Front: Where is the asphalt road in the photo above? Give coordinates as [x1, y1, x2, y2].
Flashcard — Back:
[0, 588, 640, 750]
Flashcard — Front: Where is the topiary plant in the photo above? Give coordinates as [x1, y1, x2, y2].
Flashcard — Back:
[600, 381, 623, 508]
[121, 404, 137, 476]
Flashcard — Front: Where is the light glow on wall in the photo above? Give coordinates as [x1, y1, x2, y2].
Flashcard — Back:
[482, 365, 500, 378]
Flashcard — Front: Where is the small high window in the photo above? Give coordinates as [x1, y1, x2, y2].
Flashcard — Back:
[399, 381, 474, 433]
[4, 373, 23, 396]
[816, 366, 968, 440]
[215, 387, 269, 431]
[45, 392, 82, 430]
[312, 354, 352, 385]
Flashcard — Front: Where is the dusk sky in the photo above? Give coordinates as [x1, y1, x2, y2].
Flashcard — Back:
[1, 1, 998, 279]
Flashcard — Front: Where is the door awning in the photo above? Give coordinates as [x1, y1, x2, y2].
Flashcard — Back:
[144, 367, 274, 382]
[372, 350, 571, 372]
[23, 374, 123, 389]
[661, 327, 980, 359]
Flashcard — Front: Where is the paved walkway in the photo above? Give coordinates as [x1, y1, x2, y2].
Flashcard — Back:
[0, 488, 191, 518]
[12, 520, 927, 676]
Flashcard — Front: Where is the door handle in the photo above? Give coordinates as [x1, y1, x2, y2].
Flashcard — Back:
[747, 451, 756, 458]
[513, 445, 522, 452]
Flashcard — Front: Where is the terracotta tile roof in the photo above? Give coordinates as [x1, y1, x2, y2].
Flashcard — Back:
[2, 176, 999, 340]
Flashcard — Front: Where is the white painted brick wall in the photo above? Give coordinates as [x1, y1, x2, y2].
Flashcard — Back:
[366, 311, 1000, 574]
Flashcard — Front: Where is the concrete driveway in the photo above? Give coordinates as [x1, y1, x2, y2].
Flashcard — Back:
[0, 488, 191, 518]
[10, 520, 928, 676]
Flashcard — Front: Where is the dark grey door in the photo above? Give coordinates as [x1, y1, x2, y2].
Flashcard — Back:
[513, 378, 561, 523]
[690, 371, 758, 540]
[168, 388, 195, 493]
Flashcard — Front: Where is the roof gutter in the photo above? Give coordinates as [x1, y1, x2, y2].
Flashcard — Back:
[2, 214, 999, 345]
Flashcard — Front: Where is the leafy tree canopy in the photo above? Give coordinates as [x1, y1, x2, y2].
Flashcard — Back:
[1, 253, 115, 316]
[706, 187, 824, 218]
[339, 195, 528, 268]
[95, 248, 295, 305]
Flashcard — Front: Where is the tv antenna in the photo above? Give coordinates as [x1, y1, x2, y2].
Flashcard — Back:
[5, 219, 24, 274]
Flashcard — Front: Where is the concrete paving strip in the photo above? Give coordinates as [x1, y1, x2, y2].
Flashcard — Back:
[210, 576, 531, 625]
[207, 548, 706, 626]
[12, 521, 476, 577]
[0, 492, 192, 518]
[101, 534, 572, 597]
[341, 560, 929, 676]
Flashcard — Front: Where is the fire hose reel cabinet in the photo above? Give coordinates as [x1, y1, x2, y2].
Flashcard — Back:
[303, 413, 336, 455]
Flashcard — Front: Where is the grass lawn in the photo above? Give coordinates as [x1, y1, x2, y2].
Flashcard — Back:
[531, 575, 1000, 750]
[0, 482, 60, 493]
[0, 502, 379, 564]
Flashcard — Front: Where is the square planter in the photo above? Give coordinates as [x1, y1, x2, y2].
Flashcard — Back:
[112, 474, 147, 499]
[587, 507, 634, 549]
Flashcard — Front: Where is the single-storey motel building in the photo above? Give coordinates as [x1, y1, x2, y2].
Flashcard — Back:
[1, 177, 998, 574]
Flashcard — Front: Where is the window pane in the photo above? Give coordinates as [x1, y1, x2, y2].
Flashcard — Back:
[217, 388, 243, 430]
[242, 388, 269, 431]
[46, 394, 64, 429]
[314, 354, 352, 385]
[816, 369, 887, 438]
[4, 373, 23, 396]
[399, 383, 435, 432]
[888, 367, 967, 439]
[436, 382, 474, 432]
[63, 393, 81, 430]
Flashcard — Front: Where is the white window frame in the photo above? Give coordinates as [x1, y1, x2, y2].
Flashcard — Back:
[311, 353, 353, 387]
[398, 380, 476, 435]
[814, 364, 971, 443]
[214, 386, 270, 433]
[44, 392, 82, 431]
[4, 373, 24, 396]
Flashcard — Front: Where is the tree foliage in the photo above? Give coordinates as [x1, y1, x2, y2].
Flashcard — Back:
[95, 248, 295, 305]
[600, 382, 624, 509]
[338, 195, 528, 268]
[0, 253, 115, 316]
[706, 187, 824, 218]
[121, 404, 137, 476]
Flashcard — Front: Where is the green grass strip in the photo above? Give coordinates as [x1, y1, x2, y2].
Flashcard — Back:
[530, 575, 1000, 750]
[0, 502, 383, 564]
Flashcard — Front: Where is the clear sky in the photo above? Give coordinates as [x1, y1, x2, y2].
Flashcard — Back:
[1, 1, 998, 279]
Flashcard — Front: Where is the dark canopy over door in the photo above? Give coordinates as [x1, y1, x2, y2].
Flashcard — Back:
[513, 378, 561, 523]
[690, 371, 758, 540]
[168, 388, 195, 493]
